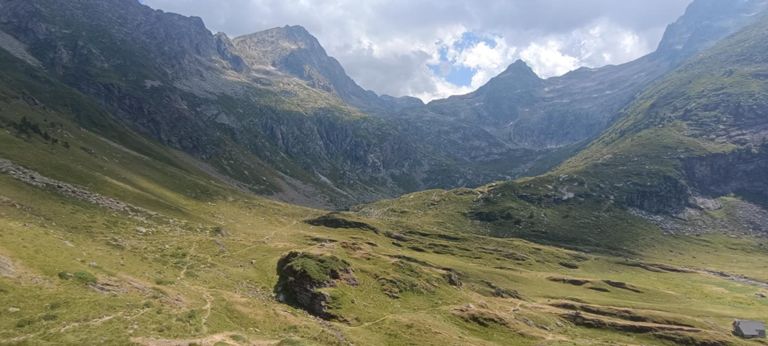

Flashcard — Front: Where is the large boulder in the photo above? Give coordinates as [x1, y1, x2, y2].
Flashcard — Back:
[274, 251, 357, 319]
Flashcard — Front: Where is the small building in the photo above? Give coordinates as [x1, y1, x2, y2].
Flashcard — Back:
[733, 320, 766, 339]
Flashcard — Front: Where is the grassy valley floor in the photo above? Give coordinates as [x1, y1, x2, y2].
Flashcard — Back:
[1, 151, 768, 345]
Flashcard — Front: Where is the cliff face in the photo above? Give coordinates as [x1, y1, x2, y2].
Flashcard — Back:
[685, 145, 768, 207]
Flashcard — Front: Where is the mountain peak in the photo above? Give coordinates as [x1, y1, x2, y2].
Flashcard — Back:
[280, 25, 312, 36]
[235, 25, 323, 54]
[656, 0, 768, 61]
[500, 59, 539, 79]
[232, 25, 386, 110]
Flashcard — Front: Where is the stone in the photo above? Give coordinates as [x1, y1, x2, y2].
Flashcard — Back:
[274, 252, 356, 320]
[444, 270, 462, 287]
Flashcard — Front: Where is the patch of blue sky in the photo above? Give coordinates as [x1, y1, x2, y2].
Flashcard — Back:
[453, 32, 497, 50]
[428, 31, 498, 87]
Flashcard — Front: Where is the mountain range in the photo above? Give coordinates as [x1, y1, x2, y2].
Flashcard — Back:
[1, 0, 768, 345]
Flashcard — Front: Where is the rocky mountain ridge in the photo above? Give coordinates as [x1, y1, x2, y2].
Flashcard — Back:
[232, 25, 417, 114]
[426, 0, 768, 150]
[1, 0, 765, 210]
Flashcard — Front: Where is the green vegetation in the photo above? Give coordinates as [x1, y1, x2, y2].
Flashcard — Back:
[278, 252, 351, 284]
[56, 271, 98, 285]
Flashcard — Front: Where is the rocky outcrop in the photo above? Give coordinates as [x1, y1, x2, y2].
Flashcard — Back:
[274, 252, 357, 319]
[0, 158, 151, 218]
[552, 301, 696, 327]
[0, 255, 15, 278]
[684, 145, 768, 206]
[621, 175, 690, 214]
[602, 280, 643, 293]
[444, 270, 462, 287]
[453, 304, 510, 328]
[305, 213, 379, 232]
[561, 311, 701, 334]
[547, 277, 591, 286]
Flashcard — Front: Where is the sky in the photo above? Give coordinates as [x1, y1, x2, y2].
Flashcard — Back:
[142, 0, 693, 102]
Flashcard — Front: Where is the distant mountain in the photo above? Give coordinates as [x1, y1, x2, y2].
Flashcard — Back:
[656, 0, 768, 61]
[427, 0, 768, 150]
[232, 25, 420, 113]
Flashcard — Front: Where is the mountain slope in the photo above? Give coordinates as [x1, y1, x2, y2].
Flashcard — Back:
[0, 0, 480, 208]
[559, 10, 768, 213]
[0, 0, 581, 208]
[2, 0, 762, 210]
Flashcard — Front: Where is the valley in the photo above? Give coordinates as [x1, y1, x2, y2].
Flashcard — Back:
[1, 0, 768, 345]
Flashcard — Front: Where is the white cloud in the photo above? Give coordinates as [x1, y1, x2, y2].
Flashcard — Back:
[520, 41, 580, 78]
[518, 19, 653, 78]
[413, 78, 474, 103]
[142, 0, 692, 101]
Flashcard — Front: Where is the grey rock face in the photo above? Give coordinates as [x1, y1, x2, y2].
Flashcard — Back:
[684, 144, 768, 207]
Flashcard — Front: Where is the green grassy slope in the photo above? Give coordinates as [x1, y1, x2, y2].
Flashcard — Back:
[4, 156, 768, 346]
[555, 13, 768, 209]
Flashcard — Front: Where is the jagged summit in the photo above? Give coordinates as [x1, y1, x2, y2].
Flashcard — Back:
[498, 59, 539, 79]
[233, 25, 328, 68]
[477, 59, 542, 94]
[655, 0, 768, 61]
[232, 25, 391, 111]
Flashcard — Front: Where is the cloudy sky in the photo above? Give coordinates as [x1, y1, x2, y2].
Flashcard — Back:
[142, 0, 692, 101]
